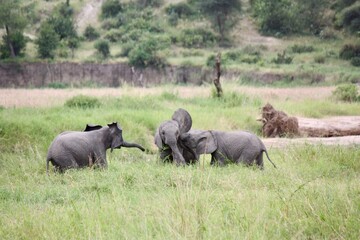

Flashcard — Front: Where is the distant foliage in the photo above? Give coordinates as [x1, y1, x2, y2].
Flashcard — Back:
[47, 82, 69, 89]
[272, 51, 293, 64]
[0, 31, 27, 58]
[101, 0, 123, 19]
[137, 0, 163, 8]
[339, 44, 360, 60]
[165, 2, 195, 18]
[83, 25, 100, 41]
[351, 57, 360, 67]
[128, 35, 169, 68]
[47, 16, 77, 40]
[291, 44, 315, 54]
[251, 0, 327, 36]
[336, 2, 360, 33]
[178, 28, 217, 48]
[65, 95, 101, 108]
[332, 84, 359, 102]
[94, 39, 110, 58]
[36, 23, 60, 58]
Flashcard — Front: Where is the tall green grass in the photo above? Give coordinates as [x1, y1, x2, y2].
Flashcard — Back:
[0, 90, 359, 239]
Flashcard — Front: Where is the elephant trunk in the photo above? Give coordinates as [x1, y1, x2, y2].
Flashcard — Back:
[170, 144, 186, 166]
[121, 141, 145, 152]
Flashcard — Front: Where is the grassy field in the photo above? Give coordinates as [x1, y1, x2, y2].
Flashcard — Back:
[0, 85, 360, 239]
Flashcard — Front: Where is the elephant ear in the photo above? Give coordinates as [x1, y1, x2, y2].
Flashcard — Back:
[84, 124, 102, 132]
[182, 130, 217, 154]
[108, 122, 123, 152]
[171, 108, 192, 134]
[154, 128, 163, 149]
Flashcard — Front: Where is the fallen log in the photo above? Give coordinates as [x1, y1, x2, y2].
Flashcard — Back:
[298, 116, 360, 137]
[259, 103, 360, 138]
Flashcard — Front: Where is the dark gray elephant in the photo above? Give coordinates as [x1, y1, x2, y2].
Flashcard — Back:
[154, 108, 196, 166]
[180, 130, 277, 169]
[46, 122, 145, 173]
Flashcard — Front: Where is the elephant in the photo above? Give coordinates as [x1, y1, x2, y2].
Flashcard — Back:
[46, 122, 145, 173]
[180, 129, 277, 169]
[154, 108, 196, 166]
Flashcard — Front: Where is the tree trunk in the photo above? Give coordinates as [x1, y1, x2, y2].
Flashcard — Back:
[213, 52, 223, 97]
[5, 25, 16, 58]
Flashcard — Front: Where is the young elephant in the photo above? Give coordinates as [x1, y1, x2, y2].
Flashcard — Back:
[180, 130, 277, 169]
[154, 108, 196, 166]
[46, 122, 145, 173]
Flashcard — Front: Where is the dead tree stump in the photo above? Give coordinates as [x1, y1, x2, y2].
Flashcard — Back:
[213, 53, 223, 97]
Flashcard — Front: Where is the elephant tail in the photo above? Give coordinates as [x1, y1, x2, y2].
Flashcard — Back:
[263, 150, 277, 169]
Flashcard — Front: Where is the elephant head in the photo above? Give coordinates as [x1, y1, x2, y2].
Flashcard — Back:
[180, 130, 217, 161]
[154, 108, 194, 165]
[84, 123, 145, 152]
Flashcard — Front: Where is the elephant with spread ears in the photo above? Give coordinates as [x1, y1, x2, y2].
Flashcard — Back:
[46, 122, 145, 173]
[180, 129, 277, 169]
[154, 108, 197, 166]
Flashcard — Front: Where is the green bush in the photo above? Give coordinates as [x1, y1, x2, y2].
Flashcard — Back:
[272, 51, 293, 64]
[351, 57, 360, 67]
[104, 29, 123, 42]
[339, 44, 360, 60]
[101, 0, 123, 19]
[65, 95, 101, 108]
[332, 84, 359, 102]
[0, 31, 27, 59]
[178, 28, 217, 48]
[36, 23, 60, 59]
[47, 82, 69, 89]
[291, 44, 315, 53]
[94, 39, 110, 58]
[47, 16, 77, 40]
[165, 2, 195, 18]
[337, 2, 360, 33]
[128, 35, 169, 68]
[83, 25, 100, 41]
[314, 55, 326, 64]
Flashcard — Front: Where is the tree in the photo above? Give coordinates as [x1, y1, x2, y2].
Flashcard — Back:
[36, 23, 60, 58]
[195, 0, 241, 45]
[0, 0, 27, 58]
[94, 39, 110, 58]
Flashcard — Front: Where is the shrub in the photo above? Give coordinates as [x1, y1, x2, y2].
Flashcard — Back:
[339, 44, 360, 60]
[47, 82, 69, 89]
[291, 44, 315, 53]
[351, 57, 360, 67]
[128, 35, 169, 68]
[94, 39, 110, 58]
[65, 95, 101, 108]
[0, 31, 27, 58]
[47, 16, 77, 40]
[319, 27, 338, 40]
[165, 2, 195, 18]
[83, 25, 100, 41]
[178, 28, 217, 48]
[104, 29, 123, 42]
[36, 23, 60, 59]
[137, 0, 163, 8]
[272, 51, 293, 64]
[332, 84, 359, 102]
[314, 55, 326, 64]
[337, 2, 360, 33]
[101, 0, 123, 19]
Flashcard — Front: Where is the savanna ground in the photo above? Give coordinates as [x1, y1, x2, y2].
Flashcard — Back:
[0, 83, 360, 239]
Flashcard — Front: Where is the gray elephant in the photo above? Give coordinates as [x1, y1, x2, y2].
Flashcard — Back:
[46, 122, 145, 173]
[154, 108, 196, 166]
[180, 129, 277, 169]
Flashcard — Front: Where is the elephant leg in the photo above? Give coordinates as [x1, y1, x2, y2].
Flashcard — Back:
[256, 153, 264, 170]
[160, 149, 173, 163]
[210, 155, 217, 165]
[212, 152, 226, 166]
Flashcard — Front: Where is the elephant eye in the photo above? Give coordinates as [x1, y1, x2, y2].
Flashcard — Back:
[161, 130, 165, 135]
